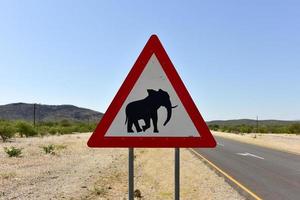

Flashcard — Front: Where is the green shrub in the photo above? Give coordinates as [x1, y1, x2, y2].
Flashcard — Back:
[41, 144, 67, 155]
[208, 124, 219, 131]
[38, 121, 56, 127]
[36, 126, 49, 136]
[258, 126, 268, 133]
[288, 123, 300, 134]
[213, 123, 300, 134]
[4, 146, 23, 157]
[16, 121, 37, 137]
[238, 124, 253, 134]
[0, 121, 16, 142]
[58, 127, 73, 134]
[1, 120, 97, 138]
[41, 144, 55, 154]
[60, 119, 71, 127]
[49, 127, 58, 135]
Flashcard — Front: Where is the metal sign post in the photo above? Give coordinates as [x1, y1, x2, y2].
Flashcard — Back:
[175, 148, 180, 200]
[87, 35, 216, 199]
[129, 148, 134, 200]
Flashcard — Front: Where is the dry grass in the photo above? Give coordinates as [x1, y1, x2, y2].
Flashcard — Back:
[133, 148, 244, 200]
[0, 133, 126, 199]
[1, 133, 244, 200]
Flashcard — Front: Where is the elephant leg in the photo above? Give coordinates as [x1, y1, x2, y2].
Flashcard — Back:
[133, 120, 142, 132]
[152, 112, 159, 133]
[127, 119, 134, 133]
[142, 117, 151, 132]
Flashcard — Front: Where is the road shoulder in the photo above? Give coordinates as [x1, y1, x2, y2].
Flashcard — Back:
[213, 131, 300, 155]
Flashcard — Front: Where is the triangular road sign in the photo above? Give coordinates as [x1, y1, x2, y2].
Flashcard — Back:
[88, 35, 216, 148]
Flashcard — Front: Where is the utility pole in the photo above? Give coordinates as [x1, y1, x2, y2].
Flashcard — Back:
[256, 116, 259, 133]
[33, 103, 36, 127]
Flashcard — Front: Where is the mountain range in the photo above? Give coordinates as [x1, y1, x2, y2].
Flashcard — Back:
[0, 103, 103, 122]
[0, 103, 298, 125]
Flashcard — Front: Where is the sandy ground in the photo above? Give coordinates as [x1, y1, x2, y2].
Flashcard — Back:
[213, 131, 300, 155]
[0, 133, 244, 200]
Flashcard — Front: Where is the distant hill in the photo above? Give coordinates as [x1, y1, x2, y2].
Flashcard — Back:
[1, 103, 298, 126]
[207, 119, 300, 126]
[0, 103, 103, 122]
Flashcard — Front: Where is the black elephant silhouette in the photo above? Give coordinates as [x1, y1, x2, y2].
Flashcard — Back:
[125, 89, 178, 133]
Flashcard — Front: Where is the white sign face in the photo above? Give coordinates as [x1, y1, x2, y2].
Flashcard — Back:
[105, 54, 200, 137]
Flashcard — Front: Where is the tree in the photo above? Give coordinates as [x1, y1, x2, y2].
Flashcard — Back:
[0, 121, 15, 142]
[16, 121, 37, 137]
[289, 123, 300, 134]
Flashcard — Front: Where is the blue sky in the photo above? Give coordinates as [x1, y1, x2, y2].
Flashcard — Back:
[0, 0, 299, 121]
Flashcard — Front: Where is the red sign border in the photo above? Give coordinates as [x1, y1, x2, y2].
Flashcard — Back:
[88, 35, 216, 148]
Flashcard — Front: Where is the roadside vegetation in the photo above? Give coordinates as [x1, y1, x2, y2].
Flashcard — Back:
[41, 144, 67, 155]
[0, 119, 97, 142]
[209, 123, 300, 134]
[4, 146, 23, 157]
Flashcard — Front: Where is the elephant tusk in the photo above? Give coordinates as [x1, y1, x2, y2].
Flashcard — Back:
[172, 105, 178, 109]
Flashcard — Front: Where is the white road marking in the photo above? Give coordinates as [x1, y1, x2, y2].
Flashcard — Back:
[217, 142, 224, 147]
[236, 152, 265, 160]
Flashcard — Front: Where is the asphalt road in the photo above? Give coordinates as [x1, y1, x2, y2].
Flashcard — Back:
[194, 136, 300, 200]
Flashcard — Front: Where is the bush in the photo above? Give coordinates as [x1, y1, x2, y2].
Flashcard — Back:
[58, 127, 74, 134]
[208, 124, 219, 131]
[238, 124, 253, 134]
[38, 121, 56, 127]
[0, 121, 16, 142]
[4, 146, 23, 157]
[49, 127, 58, 135]
[41, 144, 55, 154]
[289, 124, 300, 134]
[258, 126, 268, 133]
[60, 119, 71, 127]
[41, 144, 67, 155]
[1, 120, 97, 138]
[16, 121, 38, 137]
[212, 123, 300, 134]
[36, 126, 49, 136]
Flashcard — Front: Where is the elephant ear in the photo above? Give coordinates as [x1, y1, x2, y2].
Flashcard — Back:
[147, 89, 156, 96]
